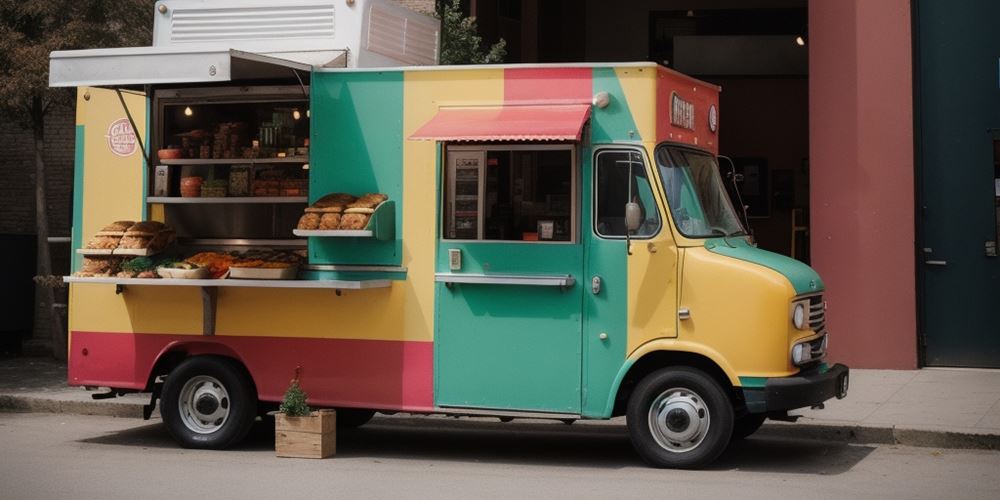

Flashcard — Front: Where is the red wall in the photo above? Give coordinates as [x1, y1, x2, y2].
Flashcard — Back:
[809, 0, 918, 368]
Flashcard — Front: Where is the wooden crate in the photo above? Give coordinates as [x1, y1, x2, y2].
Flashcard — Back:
[274, 409, 336, 459]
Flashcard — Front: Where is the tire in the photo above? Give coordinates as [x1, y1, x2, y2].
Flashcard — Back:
[731, 414, 767, 441]
[626, 367, 734, 469]
[160, 356, 257, 449]
[336, 408, 376, 429]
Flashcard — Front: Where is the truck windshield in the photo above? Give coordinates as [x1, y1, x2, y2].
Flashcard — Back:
[655, 145, 745, 238]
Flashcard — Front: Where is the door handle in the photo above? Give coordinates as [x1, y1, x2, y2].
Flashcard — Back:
[591, 276, 602, 295]
[922, 248, 946, 266]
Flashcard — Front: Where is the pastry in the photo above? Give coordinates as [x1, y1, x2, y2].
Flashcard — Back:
[304, 205, 344, 214]
[319, 213, 341, 229]
[297, 213, 321, 230]
[124, 221, 167, 236]
[86, 235, 121, 249]
[343, 207, 375, 214]
[338, 213, 370, 230]
[76, 257, 122, 277]
[347, 193, 387, 209]
[96, 220, 134, 235]
[312, 193, 357, 208]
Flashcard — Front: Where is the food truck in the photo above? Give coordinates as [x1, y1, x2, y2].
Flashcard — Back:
[50, 0, 847, 469]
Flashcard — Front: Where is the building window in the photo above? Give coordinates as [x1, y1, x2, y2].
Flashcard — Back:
[594, 148, 661, 238]
[444, 145, 575, 242]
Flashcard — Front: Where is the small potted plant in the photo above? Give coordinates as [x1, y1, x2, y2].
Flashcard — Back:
[273, 374, 336, 459]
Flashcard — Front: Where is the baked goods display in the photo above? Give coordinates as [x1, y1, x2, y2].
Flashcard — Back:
[295, 192, 388, 232]
[79, 220, 175, 256]
[74, 257, 123, 277]
[229, 249, 303, 280]
[116, 221, 176, 255]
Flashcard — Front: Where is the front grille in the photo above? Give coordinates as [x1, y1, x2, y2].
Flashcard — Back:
[806, 294, 827, 360]
[808, 295, 826, 335]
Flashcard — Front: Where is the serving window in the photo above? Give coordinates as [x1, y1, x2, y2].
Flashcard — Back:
[444, 144, 576, 242]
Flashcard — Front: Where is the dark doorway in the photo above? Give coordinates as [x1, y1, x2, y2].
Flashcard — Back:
[915, 0, 1000, 367]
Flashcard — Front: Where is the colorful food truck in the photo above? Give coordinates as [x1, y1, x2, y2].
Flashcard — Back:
[50, 0, 847, 469]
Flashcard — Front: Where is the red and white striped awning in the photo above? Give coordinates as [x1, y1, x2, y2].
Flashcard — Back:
[409, 104, 591, 142]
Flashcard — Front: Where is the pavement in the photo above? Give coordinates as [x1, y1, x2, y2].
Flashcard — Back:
[1, 355, 999, 450]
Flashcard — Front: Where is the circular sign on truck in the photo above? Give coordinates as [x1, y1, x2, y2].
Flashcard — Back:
[106, 118, 137, 157]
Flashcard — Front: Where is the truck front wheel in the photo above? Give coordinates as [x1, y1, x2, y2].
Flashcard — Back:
[626, 367, 734, 469]
[160, 356, 257, 449]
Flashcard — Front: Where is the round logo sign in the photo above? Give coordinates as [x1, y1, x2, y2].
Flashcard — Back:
[106, 118, 137, 157]
[708, 105, 719, 133]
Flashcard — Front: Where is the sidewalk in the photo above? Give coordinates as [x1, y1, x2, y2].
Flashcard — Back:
[1, 356, 998, 450]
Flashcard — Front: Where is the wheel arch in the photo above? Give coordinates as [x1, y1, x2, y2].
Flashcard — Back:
[145, 341, 257, 395]
[606, 341, 741, 417]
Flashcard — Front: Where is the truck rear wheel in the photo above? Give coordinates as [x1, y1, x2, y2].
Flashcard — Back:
[161, 356, 257, 449]
[626, 367, 734, 469]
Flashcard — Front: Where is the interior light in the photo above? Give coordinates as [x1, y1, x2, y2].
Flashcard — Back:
[293, 109, 301, 120]
[184, 106, 193, 117]
[795, 36, 806, 46]
[306, 109, 310, 118]
[302, 163, 310, 170]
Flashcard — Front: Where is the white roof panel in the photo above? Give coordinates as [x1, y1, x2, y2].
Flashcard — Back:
[49, 46, 346, 88]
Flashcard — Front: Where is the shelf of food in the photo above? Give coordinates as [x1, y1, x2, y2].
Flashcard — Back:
[63, 276, 392, 289]
[147, 196, 308, 204]
[180, 238, 306, 247]
[159, 157, 309, 165]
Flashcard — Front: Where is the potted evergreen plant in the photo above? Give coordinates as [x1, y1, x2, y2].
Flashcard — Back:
[273, 376, 336, 459]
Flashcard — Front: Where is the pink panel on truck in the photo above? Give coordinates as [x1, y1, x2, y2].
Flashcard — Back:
[503, 67, 593, 104]
[656, 66, 720, 154]
[69, 331, 435, 411]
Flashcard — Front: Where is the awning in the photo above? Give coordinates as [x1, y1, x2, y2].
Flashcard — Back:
[409, 104, 592, 142]
[49, 47, 346, 88]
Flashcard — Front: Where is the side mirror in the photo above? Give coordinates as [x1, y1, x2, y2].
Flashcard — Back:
[625, 202, 642, 233]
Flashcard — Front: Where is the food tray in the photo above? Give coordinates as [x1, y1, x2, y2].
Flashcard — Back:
[292, 229, 373, 237]
[114, 248, 160, 256]
[76, 248, 115, 256]
[157, 266, 210, 279]
[228, 265, 298, 280]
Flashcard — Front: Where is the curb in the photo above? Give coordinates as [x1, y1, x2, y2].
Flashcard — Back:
[0, 394, 146, 419]
[756, 422, 1000, 451]
[2, 394, 999, 451]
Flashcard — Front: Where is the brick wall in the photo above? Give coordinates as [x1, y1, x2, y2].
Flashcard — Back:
[0, 102, 76, 354]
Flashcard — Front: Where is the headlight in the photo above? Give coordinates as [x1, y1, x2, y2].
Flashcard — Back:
[791, 342, 813, 365]
[792, 302, 807, 330]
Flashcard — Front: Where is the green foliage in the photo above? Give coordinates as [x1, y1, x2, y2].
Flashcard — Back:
[279, 379, 312, 417]
[437, 0, 506, 65]
[0, 0, 153, 125]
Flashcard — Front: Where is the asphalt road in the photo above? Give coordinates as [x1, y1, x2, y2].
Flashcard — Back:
[1, 412, 998, 500]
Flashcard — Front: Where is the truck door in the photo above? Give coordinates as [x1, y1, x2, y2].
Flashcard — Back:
[434, 144, 583, 414]
[582, 146, 677, 416]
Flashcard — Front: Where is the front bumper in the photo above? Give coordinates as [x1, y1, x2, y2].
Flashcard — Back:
[742, 363, 849, 414]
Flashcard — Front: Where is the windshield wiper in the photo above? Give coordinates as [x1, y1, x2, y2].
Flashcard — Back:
[710, 226, 738, 248]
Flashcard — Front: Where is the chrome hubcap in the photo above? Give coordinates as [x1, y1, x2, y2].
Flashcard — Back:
[178, 375, 230, 434]
[648, 387, 710, 453]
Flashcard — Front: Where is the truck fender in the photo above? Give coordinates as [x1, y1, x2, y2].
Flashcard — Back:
[146, 340, 250, 389]
[601, 339, 741, 417]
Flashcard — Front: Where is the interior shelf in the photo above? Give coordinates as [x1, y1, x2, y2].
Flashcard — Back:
[158, 157, 309, 165]
[148, 196, 307, 204]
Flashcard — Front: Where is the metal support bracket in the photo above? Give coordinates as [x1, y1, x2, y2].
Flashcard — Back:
[201, 287, 218, 336]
